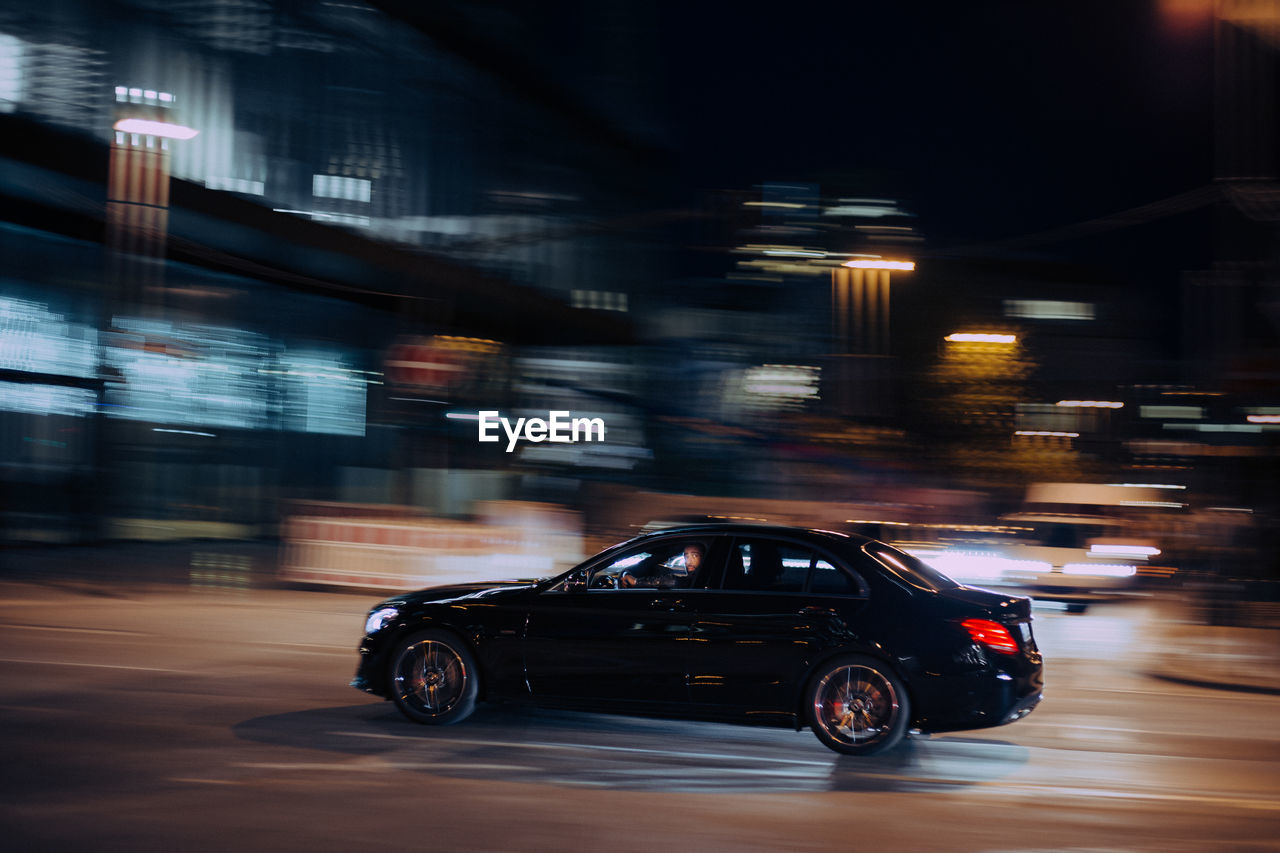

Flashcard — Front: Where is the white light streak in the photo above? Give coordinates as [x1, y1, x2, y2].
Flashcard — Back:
[1106, 483, 1186, 490]
[1062, 563, 1136, 578]
[1090, 544, 1161, 558]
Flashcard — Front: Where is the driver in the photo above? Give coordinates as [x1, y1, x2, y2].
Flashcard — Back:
[621, 542, 704, 589]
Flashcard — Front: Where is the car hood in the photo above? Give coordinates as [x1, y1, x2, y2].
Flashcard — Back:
[937, 585, 1033, 621]
[394, 578, 545, 606]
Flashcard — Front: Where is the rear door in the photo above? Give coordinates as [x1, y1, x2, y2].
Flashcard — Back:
[685, 535, 870, 714]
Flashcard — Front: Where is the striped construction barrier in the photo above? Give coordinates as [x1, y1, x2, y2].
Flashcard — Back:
[278, 516, 560, 591]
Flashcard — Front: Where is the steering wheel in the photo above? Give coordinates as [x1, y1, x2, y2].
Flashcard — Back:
[591, 573, 618, 589]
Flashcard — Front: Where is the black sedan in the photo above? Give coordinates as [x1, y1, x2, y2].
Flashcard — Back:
[351, 524, 1043, 755]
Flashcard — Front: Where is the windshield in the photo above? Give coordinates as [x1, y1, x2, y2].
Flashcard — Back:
[864, 542, 960, 591]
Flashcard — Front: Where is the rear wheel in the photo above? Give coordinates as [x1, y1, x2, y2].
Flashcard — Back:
[806, 655, 909, 756]
[388, 629, 478, 725]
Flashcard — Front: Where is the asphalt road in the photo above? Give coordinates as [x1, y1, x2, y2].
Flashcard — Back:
[1, 579, 1277, 852]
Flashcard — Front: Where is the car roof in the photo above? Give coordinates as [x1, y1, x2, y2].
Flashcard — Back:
[633, 522, 875, 547]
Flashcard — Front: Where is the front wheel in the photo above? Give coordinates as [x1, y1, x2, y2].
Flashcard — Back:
[805, 655, 909, 756]
[388, 629, 478, 725]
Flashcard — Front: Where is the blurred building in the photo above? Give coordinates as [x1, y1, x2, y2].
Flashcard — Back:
[0, 0, 664, 543]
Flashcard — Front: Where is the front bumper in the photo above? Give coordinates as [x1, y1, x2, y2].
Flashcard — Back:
[351, 637, 392, 698]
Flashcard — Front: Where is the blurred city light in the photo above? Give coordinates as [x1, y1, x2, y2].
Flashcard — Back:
[1062, 563, 1137, 578]
[1056, 400, 1124, 408]
[1090, 543, 1162, 558]
[946, 333, 1017, 344]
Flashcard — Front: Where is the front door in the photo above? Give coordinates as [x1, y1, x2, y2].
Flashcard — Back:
[523, 535, 726, 709]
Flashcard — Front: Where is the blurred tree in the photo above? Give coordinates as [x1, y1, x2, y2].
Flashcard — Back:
[921, 332, 1092, 492]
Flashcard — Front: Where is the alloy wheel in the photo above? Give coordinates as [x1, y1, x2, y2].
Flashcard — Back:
[812, 663, 900, 747]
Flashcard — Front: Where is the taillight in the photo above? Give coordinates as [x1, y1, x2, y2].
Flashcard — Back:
[959, 618, 1020, 655]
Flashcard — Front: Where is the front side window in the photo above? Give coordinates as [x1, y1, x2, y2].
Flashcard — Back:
[586, 537, 714, 590]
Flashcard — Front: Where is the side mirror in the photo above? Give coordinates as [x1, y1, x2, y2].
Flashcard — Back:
[564, 574, 588, 593]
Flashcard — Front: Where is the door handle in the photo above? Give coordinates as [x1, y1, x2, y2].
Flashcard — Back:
[799, 606, 837, 617]
[653, 598, 687, 610]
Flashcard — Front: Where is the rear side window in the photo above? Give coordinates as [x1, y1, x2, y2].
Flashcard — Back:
[724, 541, 806, 592]
[723, 538, 862, 595]
[809, 559, 860, 595]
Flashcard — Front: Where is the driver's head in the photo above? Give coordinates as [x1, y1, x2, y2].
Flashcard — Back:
[683, 543, 706, 572]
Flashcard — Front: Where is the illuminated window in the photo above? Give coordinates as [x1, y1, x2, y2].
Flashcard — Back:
[279, 351, 367, 436]
[741, 364, 820, 408]
[0, 297, 97, 378]
[1003, 300, 1095, 321]
[205, 176, 265, 195]
[103, 318, 273, 430]
[0, 34, 23, 113]
[312, 174, 371, 202]
[0, 381, 96, 416]
[569, 290, 628, 312]
[1141, 405, 1204, 420]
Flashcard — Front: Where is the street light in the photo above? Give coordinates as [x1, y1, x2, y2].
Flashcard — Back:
[945, 333, 1017, 344]
[829, 255, 914, 417]
[107, 99, 199, 311]
[112, 118, 199, 140]
[841, 259, 915, 271]
[831, 257, 916, 355]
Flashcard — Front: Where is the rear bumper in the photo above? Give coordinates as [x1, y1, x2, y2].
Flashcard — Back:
[912, 656, 1043, 734]
[1001, 686, 1042, 723]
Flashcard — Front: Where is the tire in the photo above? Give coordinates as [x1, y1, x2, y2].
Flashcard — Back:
[805, 654, 910, 756]
[388, 629, 478, 726]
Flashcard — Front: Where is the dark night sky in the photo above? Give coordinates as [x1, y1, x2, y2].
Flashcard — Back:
[659, 1, 1215, 250]
[380, 0, 1220, 278]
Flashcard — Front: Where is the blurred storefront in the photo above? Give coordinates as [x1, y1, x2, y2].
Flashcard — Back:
[0, 113, 634, 544]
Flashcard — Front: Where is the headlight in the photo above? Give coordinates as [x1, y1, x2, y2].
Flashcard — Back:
[364, 606, 400, 634]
